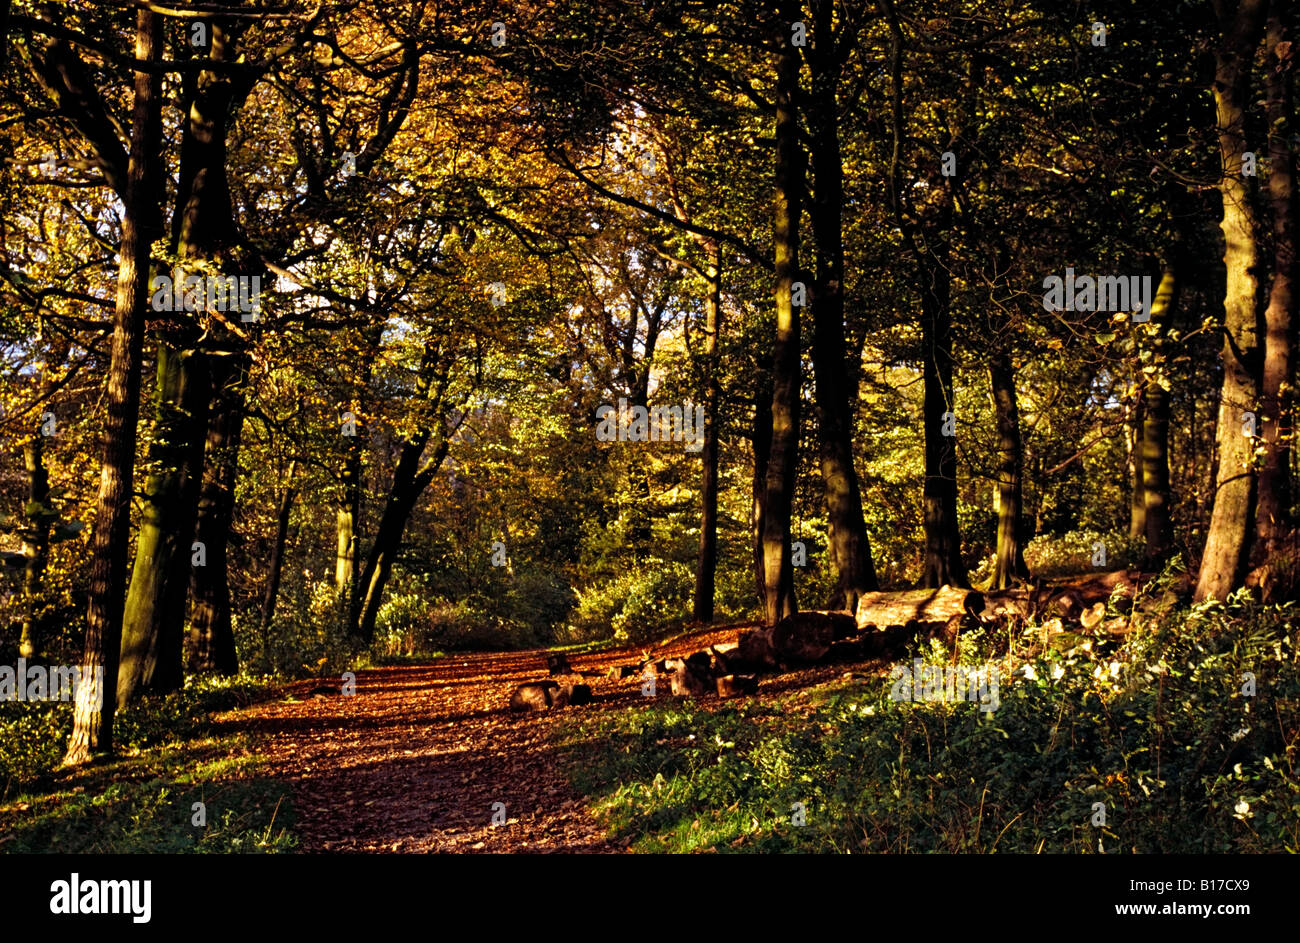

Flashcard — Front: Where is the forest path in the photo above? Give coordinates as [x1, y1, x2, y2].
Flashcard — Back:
[215, 625, 752, 853]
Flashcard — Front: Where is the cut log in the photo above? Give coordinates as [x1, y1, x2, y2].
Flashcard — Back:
[716, 674, 758, 698]
[554, 682, 592, 707]
[670, 652, 714, 696]
[546, 653, 572, 675]
[737, 628, 778, 670]
[510, 680, 590, 711]
[1079, 602, 1107, 630]
[769, 611, 835, 663]
[855, 587, 985, 631]
[510, 681, 559, 712]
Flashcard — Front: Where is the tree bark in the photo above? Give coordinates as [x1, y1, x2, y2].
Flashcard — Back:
[65, 8, 163, 764]
[807, 0, 878, 611]
[117, 343, 210, 704]
[692, 245, 722, 622]
[919, 250, 968, 587]
[1196, 0, 1269, 601]
[1129, 392, 1146, 540]
[989, 348, 1029, 589]
[761, 9, 804, 625]
[260, 460, 299, 640]
[19, 433, 52, 659]
[751, 360, 773, 612]
[1255, 0, 1297, 575]
[187, 351, 246, 675]
[1143, 269, 1180, 563]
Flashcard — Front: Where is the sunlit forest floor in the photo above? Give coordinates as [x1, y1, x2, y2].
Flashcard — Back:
[2, 578, 1296, 854]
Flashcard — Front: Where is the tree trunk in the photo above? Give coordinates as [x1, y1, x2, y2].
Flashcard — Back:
[761, 12, 804, 626]
[989, 348, 1029, 589]
[19, 433, 52, 659]
[807, 0, 878, 611]
[919, 250, 968, 587]
[692, 246, 721, 622]
[354, 436, 451, 642]
[1129, 392, 1146, 539]
[65, 9, 163, 764]
[187, 352, 246, 675]
[118, 343, 210, 704]
[1143, 269, 1180, 562]
[751, 361, 773, 612]
[1196, 1, 1269, 601]
[1256, 0, 1297, 573]
[260, 459, 299, 640]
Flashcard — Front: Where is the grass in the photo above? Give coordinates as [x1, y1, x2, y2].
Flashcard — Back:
[556, 591, 1300, 854]
[0, 675, 297, 853]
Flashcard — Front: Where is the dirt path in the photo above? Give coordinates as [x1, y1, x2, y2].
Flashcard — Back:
[215, 626, 754, 853]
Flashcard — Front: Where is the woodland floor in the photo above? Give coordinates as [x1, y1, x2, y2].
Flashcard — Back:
[209, 573, 1141, 853]
[216, 622, 870, 854]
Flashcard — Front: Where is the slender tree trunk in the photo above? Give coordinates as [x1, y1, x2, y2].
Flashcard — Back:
[260, 460, 299, 638]
[919, 250, 968, 587]
[1129, 392, 1146, 539]
[65, 9, 162, 764]
[761, 13, 804, 625]
[1143, 269, 1181, 562]
[808, 0, 877, 611]
[19, 433, 52, 659]
[1256, 1, 1297, 581]
[118, 343, 210, 704]
[187, 352, 246, 675]
[693, 246, 721, 622]
[989, 348, 1029, 589]
[751, 361, 773, 612]
[1197, 1, 1269, 601]
[354, 437, 451, 642]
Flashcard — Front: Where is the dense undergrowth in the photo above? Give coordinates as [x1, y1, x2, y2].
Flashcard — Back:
[559, 588, 1299, 853]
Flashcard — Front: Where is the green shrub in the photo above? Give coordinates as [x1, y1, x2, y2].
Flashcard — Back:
[567, 560, 694, 643]
[1023, 529, 1145, 577]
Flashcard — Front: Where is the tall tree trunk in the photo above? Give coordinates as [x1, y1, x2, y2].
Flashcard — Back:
[187, 351, 246, 675]
[692, 246, 721, 622]
[18, 333, 68, 658]
[65, 9, 163, 764]
[761, 11, 804, 625]
[354, 436, 451, 642]
[989, 348, 1029, 589]
[1256, 0, 1297, 581]
[19, 433, 52, 659]
[350, 346, 457, 642]
[751, 360, 773, 612]
[260, 460, 299, 641]
[807, 0, 877, 611]
[1129, 392, 1146, 539]
[919, 250, 968, 587]
[1143, 269, 1181, 562]
[118, 343, 210, 704]
[1197, 1, 1269, 601]
[335, 321, 382, 612]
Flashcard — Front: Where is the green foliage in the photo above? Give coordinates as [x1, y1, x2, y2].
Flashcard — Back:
[1023, 529, 1146, 578]
[0, 674, 278, 798]
[566, 559, 695, 644]
[559, 597, 1299, 853]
